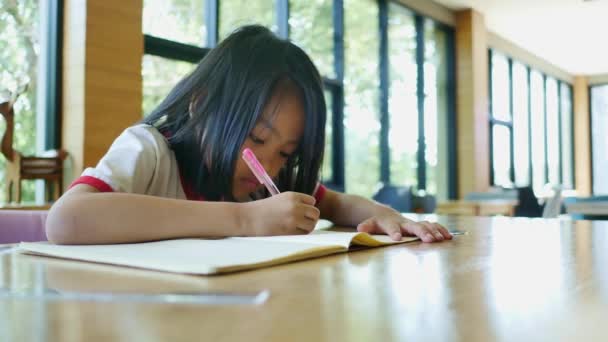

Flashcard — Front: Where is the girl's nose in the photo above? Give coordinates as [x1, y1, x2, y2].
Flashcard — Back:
[257, 154, 279, 177]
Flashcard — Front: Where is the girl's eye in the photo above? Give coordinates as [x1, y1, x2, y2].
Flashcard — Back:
[249, 134, 265, 144]
[280, 152, 292, 159]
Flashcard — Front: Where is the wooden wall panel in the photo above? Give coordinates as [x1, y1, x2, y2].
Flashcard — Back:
[573, 76, 592, 196]
[62, 0, 143, 183]
[455, 9, 489, 198]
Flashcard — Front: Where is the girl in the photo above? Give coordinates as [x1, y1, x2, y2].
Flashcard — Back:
[46, 25, 452, 245]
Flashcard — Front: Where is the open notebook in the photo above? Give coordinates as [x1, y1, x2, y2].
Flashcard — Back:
[19, 230, 418, 275]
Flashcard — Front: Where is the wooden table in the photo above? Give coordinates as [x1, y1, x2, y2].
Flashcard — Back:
[2, 215, 607, 341]
[435, 200, 518, 216]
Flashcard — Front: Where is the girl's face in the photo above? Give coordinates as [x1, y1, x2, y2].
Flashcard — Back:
[232, 90, 305, 201]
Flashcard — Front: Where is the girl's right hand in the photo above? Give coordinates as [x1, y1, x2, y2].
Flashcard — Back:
[241, 192, 320, 236]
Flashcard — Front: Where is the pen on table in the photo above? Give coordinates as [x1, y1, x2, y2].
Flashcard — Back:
[242, 148, 280, 196]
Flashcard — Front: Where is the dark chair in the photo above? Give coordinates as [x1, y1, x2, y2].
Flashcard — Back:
[513, 186, 543, 218]
[372, 184, 413, 213]
[412, 192, 437, 213]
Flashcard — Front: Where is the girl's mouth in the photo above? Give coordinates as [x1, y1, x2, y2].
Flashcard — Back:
[241, 177, 259, 191]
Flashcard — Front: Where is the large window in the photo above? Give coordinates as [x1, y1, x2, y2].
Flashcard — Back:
[344, 0, 380, 197]
[489, 52, 512, 187]
[219, 1, 275, 40]
[591, 85, 608, 194]
[512, 62, 529, 186]
[0, 0, 61, 204]
[423, 18, 451, 197]
[387, 3, 417, 193]
[290, 0, 334, 79]
[488, 49, 574, 195]
[142, 0, 456, 201]
[142, 0, 206, 46]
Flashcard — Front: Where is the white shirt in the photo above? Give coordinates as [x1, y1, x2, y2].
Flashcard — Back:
[74, 124, 190, 199]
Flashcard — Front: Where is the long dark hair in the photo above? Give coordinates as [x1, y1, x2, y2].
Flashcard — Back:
[142, 25, 326, 201]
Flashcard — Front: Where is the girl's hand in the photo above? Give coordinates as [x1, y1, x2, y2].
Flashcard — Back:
[241, 192, 320, 236]
[356, 208, 452, 243]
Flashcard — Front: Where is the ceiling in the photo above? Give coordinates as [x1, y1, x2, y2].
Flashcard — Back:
[432, 0, 608, 75]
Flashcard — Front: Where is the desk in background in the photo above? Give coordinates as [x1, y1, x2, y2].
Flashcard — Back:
[0, 203, 51, 210]
[435, 199, 518, 216]
[566, 200, 608, 219]
[1, 215, 607, 341]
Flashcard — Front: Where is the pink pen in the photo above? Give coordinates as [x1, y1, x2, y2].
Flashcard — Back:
[242, 148, 281, 196]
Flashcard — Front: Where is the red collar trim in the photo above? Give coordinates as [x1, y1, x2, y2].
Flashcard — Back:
[178, 172, 206, 201]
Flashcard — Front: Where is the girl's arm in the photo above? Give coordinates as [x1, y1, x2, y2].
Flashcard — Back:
[317, 188, 452, 243]
[46, 185, 319, 245]
[46, 185, 245, 244]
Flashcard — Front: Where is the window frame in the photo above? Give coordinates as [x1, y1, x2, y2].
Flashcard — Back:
[43, 0, 64, 150]
[488, 48, 575, 191]
[589, 82, 608, 194]
[381, 0, 457, 197]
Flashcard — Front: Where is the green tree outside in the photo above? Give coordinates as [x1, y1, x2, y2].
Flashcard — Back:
[0, 0, 40, 203]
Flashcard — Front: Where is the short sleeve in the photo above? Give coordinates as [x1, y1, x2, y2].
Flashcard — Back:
[313, 183, 327, 205]
[71, 125, 162, 194]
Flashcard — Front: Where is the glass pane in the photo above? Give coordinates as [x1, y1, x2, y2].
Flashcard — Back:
[423, 18, 448, 198]
[560, 83, 573, 189]
[545, 77, 559, 186]
[512, 62, 530, 186]
[491, 52, 510, 121]
[322, 89, 333, 182]
[219, 1, 275, 41]
[0, 0, 41, 203]
[530, 70, 546, 195]
[388, 3, 417, 191]
[143, 0, 206, 47]
[344, 0, 380, 197]
[591, 85, 608, 194]
[289, 0, 334, 78]
[492, 124, 512, 187]
[142, 55, 197, 116]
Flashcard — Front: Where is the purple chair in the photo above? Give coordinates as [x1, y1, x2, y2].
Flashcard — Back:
[0, 210, 48, 243]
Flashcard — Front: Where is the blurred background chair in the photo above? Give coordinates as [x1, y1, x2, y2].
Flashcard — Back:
[412, 191, 437, 213]
[372, 184, 413, 213]
[1, 90, 68, 204]
[541, 187, 562, 218]
[513, 186, 543, 218]
[372, 184, 438, 213]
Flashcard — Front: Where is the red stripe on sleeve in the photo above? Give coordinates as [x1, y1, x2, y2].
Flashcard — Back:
[313, 184, 327, 205]
[69, 176, 114, 192]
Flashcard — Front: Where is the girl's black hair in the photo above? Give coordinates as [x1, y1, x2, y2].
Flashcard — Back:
[142, 25, 326, 201]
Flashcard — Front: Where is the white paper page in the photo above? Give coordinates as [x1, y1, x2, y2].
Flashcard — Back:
[19, 239, 341, 275]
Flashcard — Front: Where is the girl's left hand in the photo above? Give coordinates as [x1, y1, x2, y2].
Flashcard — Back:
[356, 209, 452, 243]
